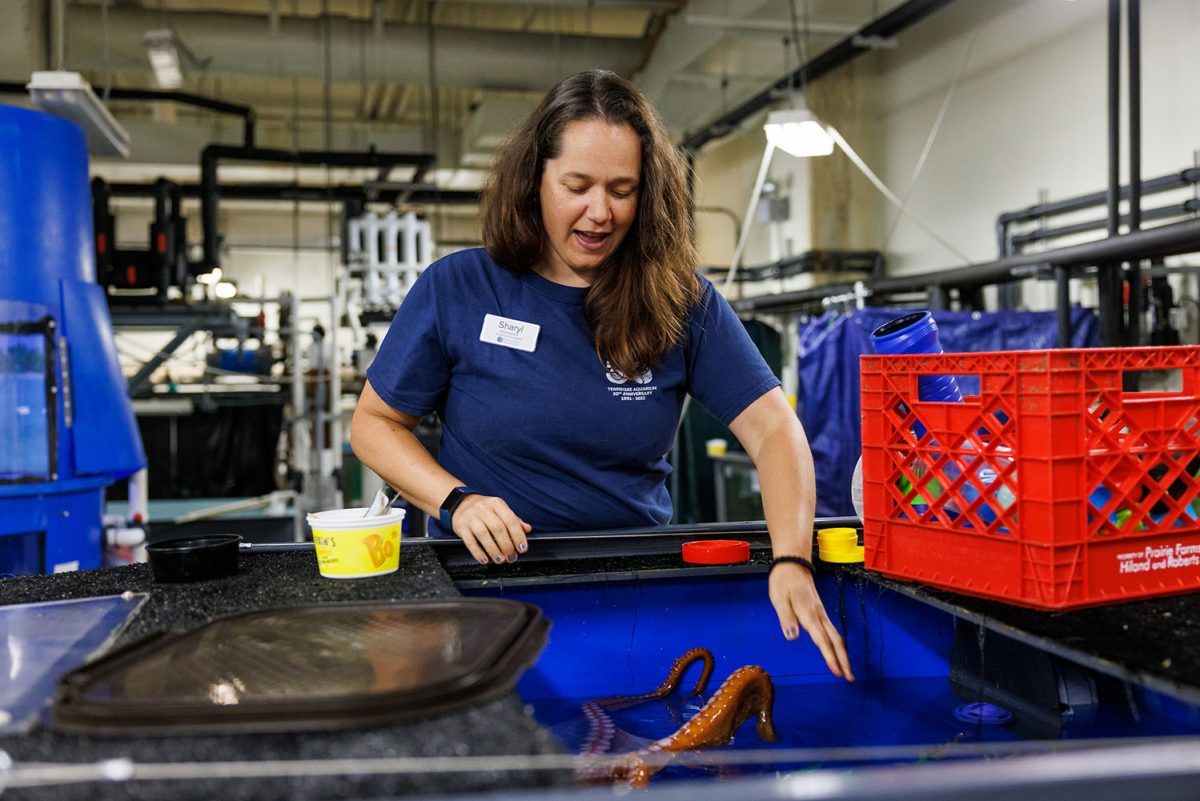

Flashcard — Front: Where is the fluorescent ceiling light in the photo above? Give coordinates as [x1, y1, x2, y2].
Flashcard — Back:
[763, 108, 835, 158]
[144, 29, 183, 89]
[26, 71, 131, 158]
[214, 281, 238, 300]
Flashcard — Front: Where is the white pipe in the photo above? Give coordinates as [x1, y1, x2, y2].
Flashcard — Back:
[383, 212, 402, 307]
[365, 214, 383, 306]
[724, 140, 776, 296]
[419, 217, 434, 275]
[330, 270, 345, 509]
[401, 212, 420, 294]
[127, 468, 149, 524]
[52, 0, 65, 71]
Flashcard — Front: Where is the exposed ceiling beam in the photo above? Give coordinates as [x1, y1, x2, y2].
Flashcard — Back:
[444, 0, 679, 8]
[671, 73, 780, 87]
[681, 0, 960, 152]
[684, 14, 861, 37]
[634, 0, 777, 103]
[63, 5, 643, 93]
[388, 84, 412, 120]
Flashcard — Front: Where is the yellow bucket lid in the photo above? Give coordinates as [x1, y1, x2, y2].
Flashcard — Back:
[817, 527, 864, 564]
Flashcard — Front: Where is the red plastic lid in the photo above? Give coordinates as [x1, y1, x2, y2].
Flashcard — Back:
[682, 539, 751, 565]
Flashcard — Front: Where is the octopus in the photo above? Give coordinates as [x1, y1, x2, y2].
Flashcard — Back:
[574, 647, 776, 788]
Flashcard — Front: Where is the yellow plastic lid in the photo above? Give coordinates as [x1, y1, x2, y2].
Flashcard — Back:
[817, 527, 864, 564]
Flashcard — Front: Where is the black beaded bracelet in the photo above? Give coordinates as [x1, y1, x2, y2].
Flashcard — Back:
[770, 555, 815, 575]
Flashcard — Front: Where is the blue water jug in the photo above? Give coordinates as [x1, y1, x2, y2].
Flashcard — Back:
[869, 312, 1013, 526]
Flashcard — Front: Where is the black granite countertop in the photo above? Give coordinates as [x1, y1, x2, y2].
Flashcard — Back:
[0, 547, 571, 801]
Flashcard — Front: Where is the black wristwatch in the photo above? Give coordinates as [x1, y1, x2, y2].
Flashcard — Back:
[439, 486, 477, 529]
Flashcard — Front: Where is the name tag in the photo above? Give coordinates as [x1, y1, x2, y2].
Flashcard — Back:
[480, 314, 540, 353]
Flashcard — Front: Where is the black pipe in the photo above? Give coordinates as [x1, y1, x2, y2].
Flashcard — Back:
[730, 218, 1200, 313]
[91, 176, 112, 284]
[0, 81, 257, 148]
[681, 0, 957, 152]
[202, 144, 436, 170]
[152, 178, 174, 300]
[1010, 200, 1200, 249]
[1127, 0, 1143, 346]
[994, 168, 1200, 334]
[1107, 0, 1122, 240]
[107, 88, 256, 148]
[1149, 259, 1177, 345]
[880, 219, 1200, 292]
[996, 169, 1200, 225]
[706, 250, 883, 282]
[104, 180, 479, 206]
[995, 201, 1021, 313]
[198, 145, 438, 271]
[927, 284, 948, 310]
[152, 178, 171, 224]
[1055, 265, 1072, 348]
[1099, 0, 1123, 347]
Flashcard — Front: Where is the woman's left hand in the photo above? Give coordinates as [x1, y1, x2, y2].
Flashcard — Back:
[768, 562, 854, 681]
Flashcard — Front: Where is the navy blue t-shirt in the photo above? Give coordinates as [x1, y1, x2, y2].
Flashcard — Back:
[365, 248, 780, 535]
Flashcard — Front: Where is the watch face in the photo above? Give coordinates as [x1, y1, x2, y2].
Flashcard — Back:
[442, 487, 468, 514]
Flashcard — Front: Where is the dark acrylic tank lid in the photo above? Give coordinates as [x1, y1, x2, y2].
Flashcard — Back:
[146, 534, 242, 583]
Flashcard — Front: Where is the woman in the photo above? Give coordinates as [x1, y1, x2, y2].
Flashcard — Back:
[351, 70, 852, 681]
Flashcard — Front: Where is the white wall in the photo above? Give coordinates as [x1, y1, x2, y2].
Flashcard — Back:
[693, 112, 817, 299]
[693, 0, 1200, 316]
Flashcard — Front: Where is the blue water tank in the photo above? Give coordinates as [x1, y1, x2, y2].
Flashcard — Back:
[0, 104, 145, 573]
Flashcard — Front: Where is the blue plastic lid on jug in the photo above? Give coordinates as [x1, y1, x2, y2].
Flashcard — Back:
[870, 311, 962, 405]
[871, 311, 940, 355]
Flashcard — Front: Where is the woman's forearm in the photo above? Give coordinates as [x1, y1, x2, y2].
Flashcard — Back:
[753, 417, 817, 558]
[731, 389, 851, 678]
[728, 389, 817, 558]
[350, 383, 530, 563]
[349, 408, 459, 519]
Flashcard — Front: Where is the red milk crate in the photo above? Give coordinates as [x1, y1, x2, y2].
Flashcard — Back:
[860, 346, 1200, 610]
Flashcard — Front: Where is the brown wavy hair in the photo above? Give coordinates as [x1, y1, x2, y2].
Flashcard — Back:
[480, 69, 700, 379]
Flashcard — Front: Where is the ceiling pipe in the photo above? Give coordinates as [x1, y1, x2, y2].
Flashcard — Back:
[0, 81, 257, 148]
[199, 145, 437, 272]
[729, 218, 1200, 314]
[103, 181, 478, 206]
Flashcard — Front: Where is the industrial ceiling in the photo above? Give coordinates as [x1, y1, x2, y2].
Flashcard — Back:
[6, 0, 911, 187]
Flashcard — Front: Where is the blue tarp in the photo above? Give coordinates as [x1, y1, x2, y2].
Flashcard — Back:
[796, 307, 1100, 517]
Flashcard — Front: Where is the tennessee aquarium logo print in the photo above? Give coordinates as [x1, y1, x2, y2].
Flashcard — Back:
[605, 362, 652, 385]
[604, 361, 656, 401]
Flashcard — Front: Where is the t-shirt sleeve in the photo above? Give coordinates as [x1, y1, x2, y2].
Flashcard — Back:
[364, 267, 450, 416]
[685, 280, 782, 425]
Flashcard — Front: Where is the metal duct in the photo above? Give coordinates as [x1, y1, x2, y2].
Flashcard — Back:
[64, 6, 644, 92]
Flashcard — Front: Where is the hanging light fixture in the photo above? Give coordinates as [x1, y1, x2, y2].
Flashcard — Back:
[26, 71, 131, 158]
[144, 29, 184, 89]
[763, 106, 834, 158]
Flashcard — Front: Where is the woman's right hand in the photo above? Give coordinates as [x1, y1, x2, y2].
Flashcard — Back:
[451, 494, 532, 565]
